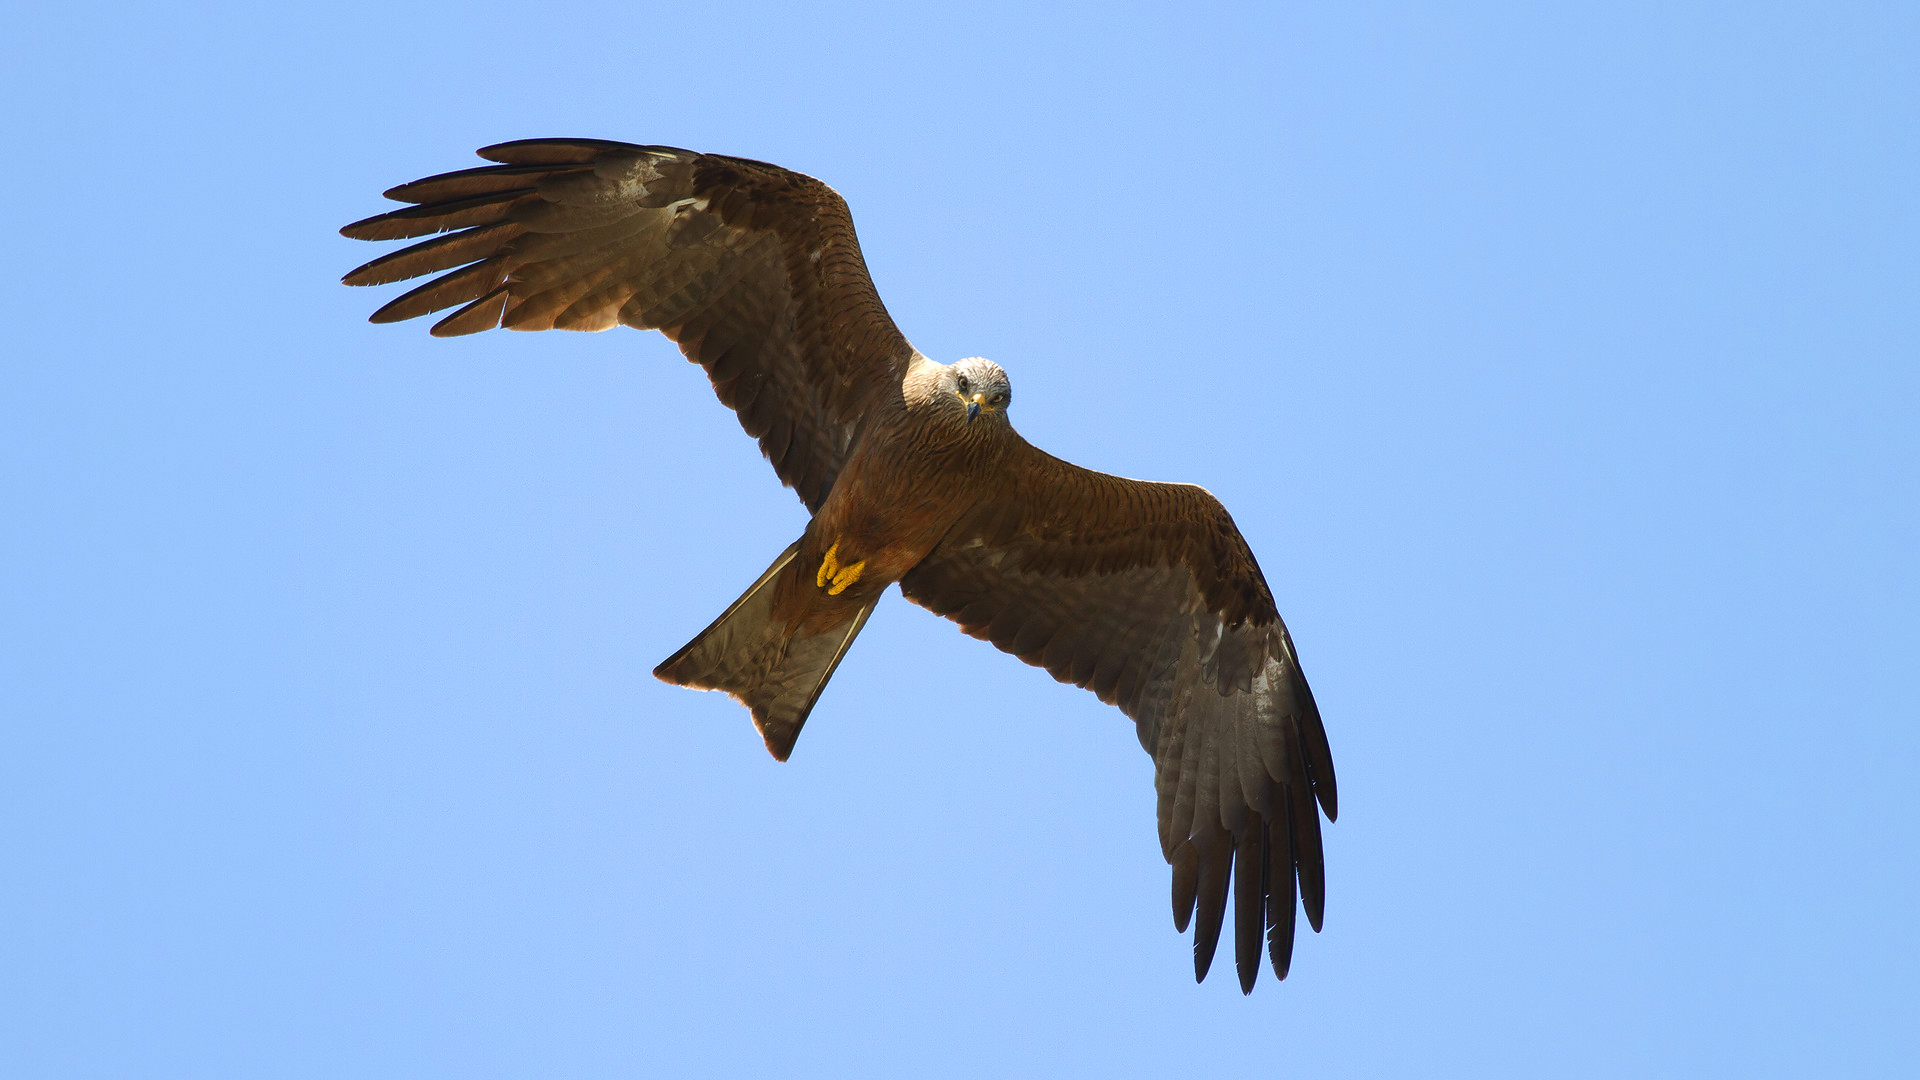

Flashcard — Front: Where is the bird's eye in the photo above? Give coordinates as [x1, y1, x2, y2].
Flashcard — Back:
[992, 391, 1007, 405]
[957, 375, 970, 393]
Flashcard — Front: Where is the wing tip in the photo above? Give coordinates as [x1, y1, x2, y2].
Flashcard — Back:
[339, 216, 387, 242]
[474, 137, 677, 164]
[429, 289, 508, 337]
[1170, 840, 1198, 933]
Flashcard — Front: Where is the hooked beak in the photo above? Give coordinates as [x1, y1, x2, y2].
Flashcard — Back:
[965, 391, 985, 423]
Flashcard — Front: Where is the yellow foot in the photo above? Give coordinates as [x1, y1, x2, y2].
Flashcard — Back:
[814, 541, 866, 596]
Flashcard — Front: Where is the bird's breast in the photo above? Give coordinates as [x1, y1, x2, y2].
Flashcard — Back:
[805, 434, 985, 587]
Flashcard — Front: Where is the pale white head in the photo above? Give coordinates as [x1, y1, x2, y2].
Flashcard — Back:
[945, 356, 1012, 427]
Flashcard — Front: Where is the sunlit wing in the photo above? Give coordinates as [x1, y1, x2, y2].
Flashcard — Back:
[342, 139, 917, 511]
[898, 439, 1336, 992]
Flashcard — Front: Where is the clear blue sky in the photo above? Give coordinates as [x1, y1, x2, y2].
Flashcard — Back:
[4, 2, 1915, 1076]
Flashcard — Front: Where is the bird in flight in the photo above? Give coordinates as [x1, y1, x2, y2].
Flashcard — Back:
[341, 139, 1337, 993]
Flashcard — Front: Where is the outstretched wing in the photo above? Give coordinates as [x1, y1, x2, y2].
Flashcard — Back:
[342, 139, 916, 512]
[897, 438, 1336, 993]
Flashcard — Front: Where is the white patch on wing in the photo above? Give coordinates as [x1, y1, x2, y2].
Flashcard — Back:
[596, 153, 663, 196]
[1195, 613, 1224, 673]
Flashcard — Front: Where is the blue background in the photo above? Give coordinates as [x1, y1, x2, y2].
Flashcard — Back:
[4, 2, 1915, 1076]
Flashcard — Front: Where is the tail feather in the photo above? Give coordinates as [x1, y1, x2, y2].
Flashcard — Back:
[654, 541, 878, 760]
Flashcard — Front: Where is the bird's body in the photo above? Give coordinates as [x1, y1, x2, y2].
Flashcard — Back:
[343, 140, 1336, 993]
[792, 356, 1002, 615]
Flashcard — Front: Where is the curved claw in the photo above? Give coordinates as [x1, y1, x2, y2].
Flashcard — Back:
[816, 541, 866, 595]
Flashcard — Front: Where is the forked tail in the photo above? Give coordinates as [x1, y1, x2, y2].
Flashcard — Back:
[653, 541, 879, 760]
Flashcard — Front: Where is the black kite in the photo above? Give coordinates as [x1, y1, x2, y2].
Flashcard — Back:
[342, 140, 1337, 992]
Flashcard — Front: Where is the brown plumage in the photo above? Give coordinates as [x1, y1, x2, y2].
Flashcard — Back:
[342, 139, 1337, 993]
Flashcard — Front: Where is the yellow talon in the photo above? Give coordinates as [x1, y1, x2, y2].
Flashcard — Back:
[816, 541, 865, 596]
[827, 560, 864, 595]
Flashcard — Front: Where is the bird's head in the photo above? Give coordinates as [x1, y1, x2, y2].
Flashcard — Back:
[945, 357, 1012, 427]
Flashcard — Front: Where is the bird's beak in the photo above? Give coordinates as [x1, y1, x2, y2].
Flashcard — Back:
[966, 391, 985, 423]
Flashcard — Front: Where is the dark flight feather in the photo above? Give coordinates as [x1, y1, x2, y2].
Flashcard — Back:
[342, 222, 513, 287]
[383, 163, 581, 205]
[340, 190, 534, 242]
